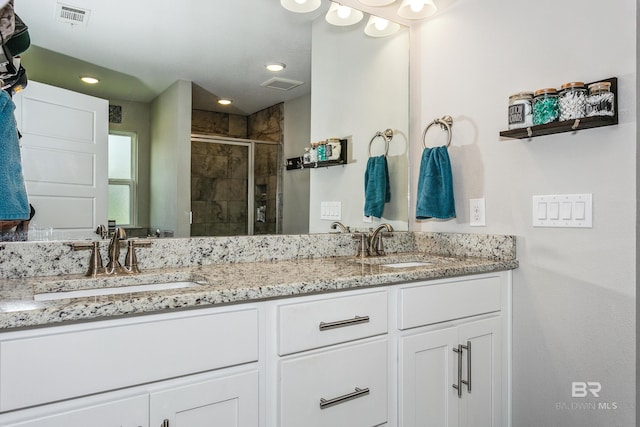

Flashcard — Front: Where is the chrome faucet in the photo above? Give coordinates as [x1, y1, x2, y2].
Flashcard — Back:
[105, 227, 127, 274]
[369, 224, 393, 256]
[330, 221, 350, 233]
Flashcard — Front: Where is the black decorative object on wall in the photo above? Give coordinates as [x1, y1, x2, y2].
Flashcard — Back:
[109, 105, 122, 123]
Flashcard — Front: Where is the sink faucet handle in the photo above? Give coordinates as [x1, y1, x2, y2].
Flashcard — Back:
[352, 232, 370, 258]
[72, 241, 104, 277]
[95, 224, 108, 239]
[123, 239, 152, 274]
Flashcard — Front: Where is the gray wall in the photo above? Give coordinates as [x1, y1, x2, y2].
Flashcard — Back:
[412, 0, 636, 425]
[283, 94, 311, 235]
[150, 80, 192, 237]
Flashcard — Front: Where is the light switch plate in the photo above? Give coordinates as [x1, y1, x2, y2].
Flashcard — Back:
[320, 201, 341, 220]
[532, 194, 592, 228]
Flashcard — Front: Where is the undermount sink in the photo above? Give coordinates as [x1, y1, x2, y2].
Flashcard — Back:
[381, 261, 433, 268]
[33, 281, 202, 301]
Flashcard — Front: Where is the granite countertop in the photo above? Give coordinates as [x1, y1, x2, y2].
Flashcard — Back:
[0, 252, 518, 330]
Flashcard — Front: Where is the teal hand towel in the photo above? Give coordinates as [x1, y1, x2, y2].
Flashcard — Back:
[416, 146, 456, 220]
[364, 155, 391, 218]
[0, 89, 29, 220]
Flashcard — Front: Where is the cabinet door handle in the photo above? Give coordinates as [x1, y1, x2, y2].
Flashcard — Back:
[319, 387, 370, 409]
[452, 344, 463, 398]
[161, 420, 169, 427]
[460, 340, 472, 393]
[318, 315, 370, 331]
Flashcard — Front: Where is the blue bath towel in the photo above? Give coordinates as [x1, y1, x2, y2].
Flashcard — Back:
[416, 146, 456, 220]
[364, 155, 391, 218]
[0, 90, 29, 220]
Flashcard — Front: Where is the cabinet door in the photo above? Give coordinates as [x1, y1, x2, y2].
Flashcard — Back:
[458, 317, 502, 427]
[3, 395, 148, 427]
[399, 327, 459, 427]
[149, 371, 259, 427]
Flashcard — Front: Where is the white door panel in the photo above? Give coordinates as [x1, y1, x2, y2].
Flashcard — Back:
[13, 81, 108, 240]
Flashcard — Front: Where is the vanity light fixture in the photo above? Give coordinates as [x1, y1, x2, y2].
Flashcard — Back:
[364, 15, 400, 37]
[325, 2, 364, 26]
[397, 0, 437, 19]
[218, 99, 232, 106]
[280, 0, 321, 13]
[80, 76, 99, 84]
[265, 63, 286, 72]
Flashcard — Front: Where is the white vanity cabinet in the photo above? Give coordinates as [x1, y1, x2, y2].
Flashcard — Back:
[272, 290, 389, 427]
[0, 305, 260, 427]
[398, 274, 509, 427]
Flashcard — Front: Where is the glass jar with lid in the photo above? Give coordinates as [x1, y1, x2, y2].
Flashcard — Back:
[533, 88, 559, 125]
[508, 92, 534, 129]
[586, 81, 615, 117]
[558, 81, 587, 121]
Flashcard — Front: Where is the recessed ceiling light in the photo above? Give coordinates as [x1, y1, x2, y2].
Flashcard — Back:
[218, 99, 232, 105]
[80, 76, 99, 84]
[265, 63, 286, 72]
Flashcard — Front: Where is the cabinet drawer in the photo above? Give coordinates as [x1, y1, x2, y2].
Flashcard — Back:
[399, 276, 501, 330]
[0, 308, 258, 412]
[278, 291, 387, 355]
[280, 339, 387, 427]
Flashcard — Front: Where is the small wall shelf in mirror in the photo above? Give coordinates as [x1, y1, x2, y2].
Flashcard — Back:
[499, 77, 618, 140]
[286, 139, 348, 170]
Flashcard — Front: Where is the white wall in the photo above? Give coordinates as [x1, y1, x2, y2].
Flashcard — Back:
[413, 0, 636, 425]
[309, 19, 409, 233]
[150, 80, 192, 237]
[283, 94, 311, 234]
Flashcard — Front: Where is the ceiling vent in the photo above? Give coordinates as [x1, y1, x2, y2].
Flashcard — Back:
[56, 3, 90, 26]
[260, 77, 303, 91]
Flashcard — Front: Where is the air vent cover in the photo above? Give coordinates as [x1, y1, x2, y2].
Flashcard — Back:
[260, 77, 303, 91]
[56, 3, 90, 25]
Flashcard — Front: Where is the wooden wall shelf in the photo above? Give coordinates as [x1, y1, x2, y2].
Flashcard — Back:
[286, 139, 347, 170]
[499, 77, 618, 140]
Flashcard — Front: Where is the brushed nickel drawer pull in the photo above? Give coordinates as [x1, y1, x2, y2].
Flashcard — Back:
[461, 340, 471, 393]
[319, 387, 370, 409]
[319, 315, 370, 331]
[452, 344, 463, 398]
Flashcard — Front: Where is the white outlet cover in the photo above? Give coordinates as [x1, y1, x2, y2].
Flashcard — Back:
[470, 198, 486, 227]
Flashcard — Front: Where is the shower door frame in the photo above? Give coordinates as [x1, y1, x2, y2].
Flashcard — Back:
[190, 134, 282, 236]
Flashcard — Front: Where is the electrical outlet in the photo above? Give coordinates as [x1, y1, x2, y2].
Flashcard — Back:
[470, 198, 486, 226]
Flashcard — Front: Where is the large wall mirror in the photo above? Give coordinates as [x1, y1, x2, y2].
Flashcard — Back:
[13, 0, 409, 241]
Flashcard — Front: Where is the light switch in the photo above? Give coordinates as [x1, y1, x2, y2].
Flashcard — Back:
[320, 201, 341, 220]
[537, 202, 547, 220]
[560, 202, 572, 220]
[549, 202, 560, 220]
[574, 201, 586, 220]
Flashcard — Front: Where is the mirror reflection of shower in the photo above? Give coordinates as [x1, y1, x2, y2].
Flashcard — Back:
[190, 137, 282, 236]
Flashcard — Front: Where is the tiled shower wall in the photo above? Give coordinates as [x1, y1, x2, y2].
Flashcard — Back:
[191, 104, 283, 236]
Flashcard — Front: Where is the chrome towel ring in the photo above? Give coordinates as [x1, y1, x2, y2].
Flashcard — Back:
[368, 128, 394, 157]
[422, 115, 453, 148]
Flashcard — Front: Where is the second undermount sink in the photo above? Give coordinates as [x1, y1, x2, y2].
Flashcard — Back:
[381, 261, 433, 268]
[33, 280, 204, 301]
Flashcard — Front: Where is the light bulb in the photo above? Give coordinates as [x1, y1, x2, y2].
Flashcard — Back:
[294, 0, 306, 4]
[410, 0, 424, 12]
[337, 5, 352, 19]
[374, 18, 389, 31]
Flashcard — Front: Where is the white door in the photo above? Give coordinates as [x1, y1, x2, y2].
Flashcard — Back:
[13, 81, 108, 240]
[149, 371, 259, 427]
[458, 317, 502, 427]
[400, 327, 459, 427]
[3, 395, 148, 427]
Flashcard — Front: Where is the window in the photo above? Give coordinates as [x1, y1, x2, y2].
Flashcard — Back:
[108, 132, 137, 226]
